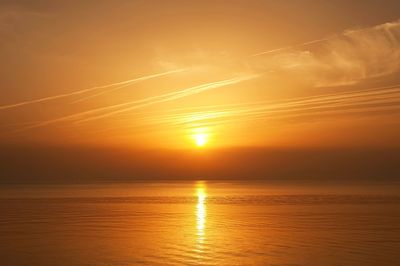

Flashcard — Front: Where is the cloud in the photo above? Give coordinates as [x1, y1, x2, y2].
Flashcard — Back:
[0, 69, 185, 110]
[73, 74, 259, 123]
[249, 19, 400, 87]
[5, 18, 400, 136]
[113, 84, 400, 132]
[16, 74, 259, 131]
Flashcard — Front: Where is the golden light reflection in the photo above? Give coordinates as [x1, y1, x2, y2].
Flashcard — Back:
[195, 181, 207, 240]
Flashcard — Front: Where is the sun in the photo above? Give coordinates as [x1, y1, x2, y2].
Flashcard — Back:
[194, 133, 208, 147]
[190, 127, 211, 148]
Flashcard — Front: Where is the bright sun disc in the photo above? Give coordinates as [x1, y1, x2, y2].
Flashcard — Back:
[194, 133, 208, 147]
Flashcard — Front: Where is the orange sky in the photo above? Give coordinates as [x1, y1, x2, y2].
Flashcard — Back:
[0, 1, 400, 150]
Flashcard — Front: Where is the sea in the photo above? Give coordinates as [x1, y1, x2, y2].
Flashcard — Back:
[0, 181, 399, 265]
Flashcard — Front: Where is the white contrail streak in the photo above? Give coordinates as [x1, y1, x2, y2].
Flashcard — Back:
[16, 74, 259, 131]
[0, 69, 185, 110]
[112, 85, 400, 129]
[71, 69, 186, 103]
[60, 85, 400, 136]
[249, 37, 333, 57]
[248, 26, 371, 57]
[74, 74, 259, 123]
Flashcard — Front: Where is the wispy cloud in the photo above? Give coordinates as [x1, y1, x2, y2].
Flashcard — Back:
[108, 84, 400, 133]
[70, 69, 186, 104]
[249, 37, 333, 58]
[16, 74, 259, 131]
[74, 74, 259, 124]
[5, 18, 400, 138]
[248, 19, 400, 87]
[0, 69, 185, 110]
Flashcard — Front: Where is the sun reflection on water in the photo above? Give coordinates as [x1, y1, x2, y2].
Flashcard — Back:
[195, 181, 207, 242]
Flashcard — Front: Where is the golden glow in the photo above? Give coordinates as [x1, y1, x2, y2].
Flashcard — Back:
[191, 128, 210, 147]
[194, 133, 208, 147]
[195, 181, 207, 239]
[2, 3, 399, 150]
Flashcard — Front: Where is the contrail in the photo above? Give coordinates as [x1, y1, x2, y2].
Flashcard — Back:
[77, 84, 400, 136]
[249, 37, 333, 57]
[116, 85, 400, 129]
[127, 83, 400, 123]
[79, 84, 400, 129]
[70, 83, 138, 104]
[74, 74, 259, 123]
[16, 74, 259, 131]
[0, 69, 185, 110]
[248, 26, 371, 57]
[70, 68, 186, 103]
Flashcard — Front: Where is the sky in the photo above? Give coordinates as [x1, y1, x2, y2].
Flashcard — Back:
[0, 1, 399, 183]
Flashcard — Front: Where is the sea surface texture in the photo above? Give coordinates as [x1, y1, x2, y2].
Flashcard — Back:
[0, 181, 399, 265]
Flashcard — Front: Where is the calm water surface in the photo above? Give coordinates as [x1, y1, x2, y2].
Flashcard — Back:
[0, 181, 399, 265]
